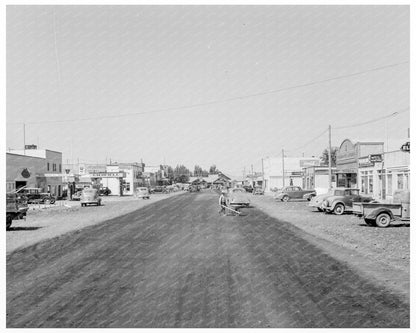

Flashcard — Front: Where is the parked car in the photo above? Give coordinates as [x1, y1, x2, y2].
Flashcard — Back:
[152, 186, 166, 193]
[6, 192, 28, 230]
[80, 188, 102, 207]
[321, 188, 374, 215]
[253, 186, 264, 195]
[135, 187, 150, 199]
[71, 190, 82, 201]
[19, 187, 56, 204]
[243, 185, 254, 193]
[227, 187, 250, 207]
[303, 192, 316, 201]
[352, 190, 410, 227]
[309, 188, 344, 211]
[99, 187, 111, 196]
[274, 186, 316, 202]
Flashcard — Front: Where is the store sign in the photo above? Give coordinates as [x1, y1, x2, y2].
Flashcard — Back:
[21, 168, 31, 178]
[91, 172, 125, 178]
[400, 142, 410, 152]
[369, 154, 383, 163]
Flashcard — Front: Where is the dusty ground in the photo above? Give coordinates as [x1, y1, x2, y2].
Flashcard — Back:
[6, 192, 184, 253]
[250, 194, 410, 302]
[7, 191, 409, 328]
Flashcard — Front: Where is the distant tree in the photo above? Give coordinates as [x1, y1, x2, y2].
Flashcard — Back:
[321, 147, 338, 166]
[194, 165, 203, 177]
[173, 165, 190, 183]
[209, 165, 219, 175]
[201, 169, 209, 177]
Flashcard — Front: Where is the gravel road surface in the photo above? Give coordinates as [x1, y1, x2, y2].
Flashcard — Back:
[6, 191, 409, 328]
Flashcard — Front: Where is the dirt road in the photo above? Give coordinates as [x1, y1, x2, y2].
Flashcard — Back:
[6, 191, 409, 328]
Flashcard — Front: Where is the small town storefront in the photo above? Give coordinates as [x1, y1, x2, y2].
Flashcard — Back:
[335, 139, 384, 189]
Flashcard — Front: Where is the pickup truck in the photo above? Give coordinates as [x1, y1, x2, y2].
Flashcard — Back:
[6, 192, 29, 230]
[352, 190, 410, 227]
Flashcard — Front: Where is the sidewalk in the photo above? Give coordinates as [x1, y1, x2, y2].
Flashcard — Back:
[7, 192, 185, 254]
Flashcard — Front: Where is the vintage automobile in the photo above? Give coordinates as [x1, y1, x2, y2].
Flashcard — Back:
[309, 188, 348, 211]
[352, 190, 410, 227]
[6, 192, 28, 230]
[19, 187, 56, 204]
[135, 187, 150, 199]
[274, 186, 316, 202]
[303, 192, 316, 201]
[71, 190, 83, 201]
[321, 188, 374, 215]
[99, 187, 111, 196]
[80, 188, 102, 207]
[253, 186, 264, 195]
[227, 187, 250, 207]
[243, 185, 254, 193]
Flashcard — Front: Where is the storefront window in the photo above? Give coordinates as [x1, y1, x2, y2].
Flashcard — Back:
[369, 176, 373, 194]
[397, 174, 404, 190]
[387, 174, 392, 195]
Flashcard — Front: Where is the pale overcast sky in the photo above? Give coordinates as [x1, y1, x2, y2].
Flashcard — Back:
[6, 5, 409, 176]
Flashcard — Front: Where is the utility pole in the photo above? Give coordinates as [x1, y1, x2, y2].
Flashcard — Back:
[328, 125, 332, 190]
[23, 123, 26, 155]
[261, 158, 265, 191]
[251, 164, 254, 187]
[282, 149, 285, 187]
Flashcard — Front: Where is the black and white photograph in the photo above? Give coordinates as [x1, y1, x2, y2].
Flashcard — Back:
[4, 2, 413, 329]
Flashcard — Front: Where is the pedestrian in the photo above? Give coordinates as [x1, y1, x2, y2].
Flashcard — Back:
[218, 191, 227, 216]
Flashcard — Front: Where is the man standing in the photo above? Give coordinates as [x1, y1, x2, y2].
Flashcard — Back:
[218, 191, 227, 215]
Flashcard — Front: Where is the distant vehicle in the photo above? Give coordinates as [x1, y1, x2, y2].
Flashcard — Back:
[71, 190, 82, 201]
[152, 186, 166, 193]
[135, 187, 150, 199]
[321, 188, 374, 215]
[80, 188, 102, 207]
[253, 187, 264, 195]
[309, 188, 343, 211]
[6, 192, 28, 230]
[99, 187, 111, 196]
[243, 185, 254, 193]
[227, 187, 250, 207]
[19, 187, 56, 204]
[303, 192, 316, 201]
[352, 190, 410, 227]
[274, 186, 316, 202]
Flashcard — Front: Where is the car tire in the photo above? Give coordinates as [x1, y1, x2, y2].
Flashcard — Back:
[282, 195, 289, 202]
[6, 214, 13, 230]
[317, 207, 323, 212]
[375, 213, 391, 228]
[333, 203, 345, 215]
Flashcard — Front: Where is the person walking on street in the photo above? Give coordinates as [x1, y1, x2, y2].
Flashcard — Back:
[219, 191, 227, 216]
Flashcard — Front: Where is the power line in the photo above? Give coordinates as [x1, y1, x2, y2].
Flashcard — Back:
[333, 107, 409, 130]
[286, 128, 328, 153]
[7, 61, 409, 125]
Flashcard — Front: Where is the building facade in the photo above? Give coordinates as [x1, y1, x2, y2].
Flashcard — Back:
[7, 147, 64, 196]
[335, 139, 384, 188]
[263, 156, 320, 191]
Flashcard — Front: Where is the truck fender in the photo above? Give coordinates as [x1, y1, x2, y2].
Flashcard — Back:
[366, 207, 393, 220]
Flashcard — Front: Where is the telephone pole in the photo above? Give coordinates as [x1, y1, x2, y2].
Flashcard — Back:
[282, 149, 285, 187]
[328, 125, 332, 190]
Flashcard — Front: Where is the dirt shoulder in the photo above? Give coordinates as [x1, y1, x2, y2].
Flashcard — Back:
[6, 192, 185, 254]
[249, 194, 410, 303]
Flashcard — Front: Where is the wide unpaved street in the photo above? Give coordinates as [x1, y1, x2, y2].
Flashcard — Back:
[7, 191, 409, 328]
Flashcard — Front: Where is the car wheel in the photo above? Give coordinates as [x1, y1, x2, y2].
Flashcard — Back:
[333, 203, 345, 215]
[375, 213, 391, 228]
[6, 214, 13, 230]
[364, 218, 376, 226]
[282, 195, 289, 202]
[44, 199, 51, 205]
[317, 207, 323, 212]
